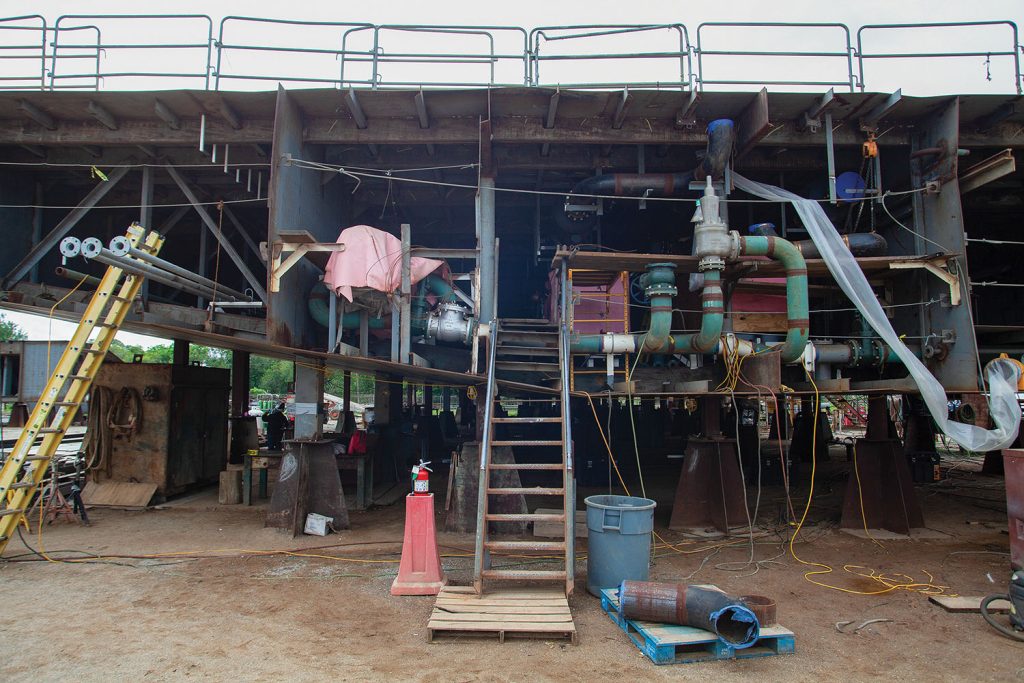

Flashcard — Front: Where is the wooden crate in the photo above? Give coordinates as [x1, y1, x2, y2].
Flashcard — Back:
[427, 586, 576, 644]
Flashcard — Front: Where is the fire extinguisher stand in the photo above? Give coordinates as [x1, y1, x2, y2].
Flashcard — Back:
[391, 461, 447, 595]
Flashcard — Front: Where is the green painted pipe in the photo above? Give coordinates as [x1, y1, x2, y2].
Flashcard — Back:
[570, 263, 726, 355]
[738, 236, 809, 363]
[308, 290, 387, 329]
[421, 273, 458, 303]
[666, 270, 724, 354]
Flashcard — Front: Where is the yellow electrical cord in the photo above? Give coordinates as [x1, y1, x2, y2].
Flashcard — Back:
[582, 391, 745, 558]
[787, 369, 954, 596]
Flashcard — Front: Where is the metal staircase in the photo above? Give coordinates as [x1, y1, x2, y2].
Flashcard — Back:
[472, 269, 576, 596]
[0, 224, 162, 555]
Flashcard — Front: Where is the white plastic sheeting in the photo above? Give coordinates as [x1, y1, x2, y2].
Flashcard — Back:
[733, 173, 1021, 452]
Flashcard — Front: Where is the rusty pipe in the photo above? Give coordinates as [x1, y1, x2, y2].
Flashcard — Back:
[619, 580, 760, 649]
[54, 266, 101, 288]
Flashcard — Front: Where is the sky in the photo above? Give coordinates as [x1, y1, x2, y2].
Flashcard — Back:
[3, 0, 1022, 346]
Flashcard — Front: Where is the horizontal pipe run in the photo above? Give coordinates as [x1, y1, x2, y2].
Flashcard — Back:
[92, 250, 233, 303]
[54, 266, 101, 288]
[127, 246, 252, 301]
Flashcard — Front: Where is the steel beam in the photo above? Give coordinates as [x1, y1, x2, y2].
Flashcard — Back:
[222, 205, 266, 262]
[347, 89, 368, 129]
[415, 88, 430, 128]
[217, 96, 242, 130]
[17, 99, 56, 130]
[3, 164, 130, 289]
[165, 165, 268, 301]
[545, 88, 560, 129]
[611, 87, 630, 130]
[154, 98, 181, 130]
[86, 100, 118, 130]
[959, 148, 1016, 194]
[736, 87, 771, 159]
[860, 89, 903, 131]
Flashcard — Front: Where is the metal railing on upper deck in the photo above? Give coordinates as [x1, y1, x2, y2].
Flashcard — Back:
[0, 14, 1020, 94]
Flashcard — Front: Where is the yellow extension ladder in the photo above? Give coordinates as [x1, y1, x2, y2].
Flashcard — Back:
[0, 224, 163, 555]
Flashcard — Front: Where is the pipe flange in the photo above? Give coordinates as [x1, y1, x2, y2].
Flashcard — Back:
[644, 283, 678, 297]
[108, 235, 131, 256]
[81, 237, 103, 260]
[59, 237, 81, 259]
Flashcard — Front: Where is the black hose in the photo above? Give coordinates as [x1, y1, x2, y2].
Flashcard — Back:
[981, 593, 1024, 641]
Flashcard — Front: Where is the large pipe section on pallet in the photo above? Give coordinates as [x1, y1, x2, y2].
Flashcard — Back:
[618, 580, 760, 649]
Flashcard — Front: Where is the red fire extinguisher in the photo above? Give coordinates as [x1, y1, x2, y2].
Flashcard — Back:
[411, 459, 432, 496]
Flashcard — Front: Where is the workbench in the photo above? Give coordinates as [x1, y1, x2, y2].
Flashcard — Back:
[336, 453, 374, 511]
[243, 449, 374, 510]
[242, 451, 283, 506]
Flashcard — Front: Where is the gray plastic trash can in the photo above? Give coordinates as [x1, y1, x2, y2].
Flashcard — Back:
[584, 494, 656, 597]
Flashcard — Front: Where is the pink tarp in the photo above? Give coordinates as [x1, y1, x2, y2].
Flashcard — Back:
[323, 225, 445, 302]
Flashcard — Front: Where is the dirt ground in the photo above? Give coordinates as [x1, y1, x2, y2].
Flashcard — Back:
[1, 463, 1022, 682]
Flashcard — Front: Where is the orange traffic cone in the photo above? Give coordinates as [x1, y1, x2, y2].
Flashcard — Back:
[391, 493, 447, 595]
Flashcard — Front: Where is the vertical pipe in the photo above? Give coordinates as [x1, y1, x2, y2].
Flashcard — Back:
[343, 371, 352, 412]
[825, 112, 837, 204]
[390, 299, 400, 363]
[231, 351, 250, 417]
[359, 310, 369, 356]
[328, 288, 337, 353]
[477, 177, 496, 323]
[197, 227, 208, 309]
[293, 361, 324, 439]
[400, 223, 412, 363]
[139, 165, 154, 302]
[29, 182, 43, 284]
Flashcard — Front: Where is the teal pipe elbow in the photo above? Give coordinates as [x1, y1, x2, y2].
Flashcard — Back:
[308, 289, 386, 329]
[669, 270, 724, 354]
[739, 236, 809, 363]
[421, 273, 458, 303]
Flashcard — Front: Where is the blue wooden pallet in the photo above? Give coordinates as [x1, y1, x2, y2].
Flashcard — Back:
[600, 588, 796, 665]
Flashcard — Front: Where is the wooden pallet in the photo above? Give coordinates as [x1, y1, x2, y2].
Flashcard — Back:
[427, 586, 577, 644]
[600, 588, 795, 665]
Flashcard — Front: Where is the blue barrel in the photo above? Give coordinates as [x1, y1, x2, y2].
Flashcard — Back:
[584, 494, 656, 597]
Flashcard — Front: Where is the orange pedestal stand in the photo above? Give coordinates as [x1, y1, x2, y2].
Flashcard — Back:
[391, 493, 447, 595]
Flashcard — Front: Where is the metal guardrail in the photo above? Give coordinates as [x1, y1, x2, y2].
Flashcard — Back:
[50, 14, 213, 90]
[0, 15, 47, 90]
[856, 21, 1023, 94]
[0, 14, 1021, 93]
[695, 22, 856, 91]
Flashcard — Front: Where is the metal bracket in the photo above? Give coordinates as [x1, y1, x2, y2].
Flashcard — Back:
[260, 239, 347, 293]
[889, 256, 960, 306]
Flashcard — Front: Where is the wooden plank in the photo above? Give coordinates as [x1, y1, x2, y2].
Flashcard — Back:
[732, 312, 787, 334]
[428, 620, 574, 632]
[433, 605, 569, 614]
[929, 595, 1011, 613]
[276, 230, 318, 244]
[81, 481, 157, 508]
[429, 613, 573, 623]
[435, 599, 569, 607]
